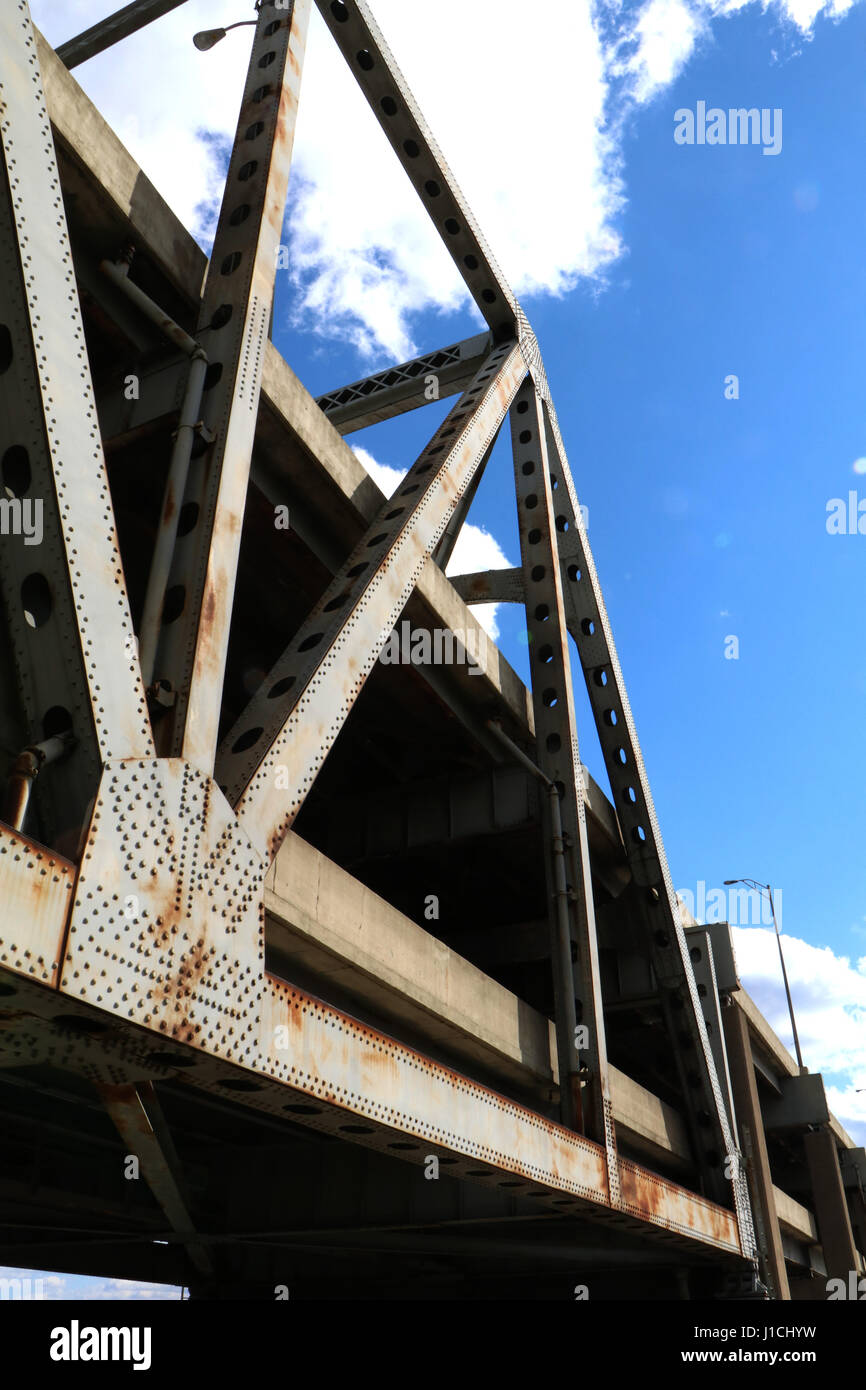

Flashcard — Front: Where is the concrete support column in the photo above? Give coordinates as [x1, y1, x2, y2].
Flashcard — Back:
[722, 998, 790, 1299]
[804, 1127, 858, 1280]
[849, 1189, 866, 1265]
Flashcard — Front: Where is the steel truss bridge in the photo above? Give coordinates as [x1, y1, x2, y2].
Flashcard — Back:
[0, 0, 863, 1300]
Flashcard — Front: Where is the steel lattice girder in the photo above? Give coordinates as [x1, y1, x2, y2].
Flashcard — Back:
[315, 332, 492, 434]
[151, 0, 311, 775]
[217, 339, 528, 862]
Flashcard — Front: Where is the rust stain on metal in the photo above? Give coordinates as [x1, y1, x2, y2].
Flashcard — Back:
[0, 821, 75, 987]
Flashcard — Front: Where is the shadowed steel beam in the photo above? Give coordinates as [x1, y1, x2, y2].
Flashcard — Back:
[149, 0, 311, 774]
[217, 340, 528, 861]
[506, 382, 615, 1177]
[316, 332, 492, 434]
[314, 0, 522, 341]
[432, 432, 498, 569]
[451, 568, 525, 606]
[527, 359, 757, 1255]
[0, 1, 153, 850]
[98, 1082, 213, 1279]
[57, 0, 191, 69]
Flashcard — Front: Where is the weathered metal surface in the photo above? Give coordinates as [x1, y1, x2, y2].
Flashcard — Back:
[0, 1, 153, 853]
[152, 0, 312, 776]
[98, 1080, 213, 1276]
[61, 759, 266, 1055]
[0, 1, 763, 1288]
[507, 379, 615, 1194]
[618, 1158, 740, 1250]
[34, 749, 742, 1256]
[0, 821, 74, 987]
[451, 567, 525, 606]
[219, 340, 528, 862]
[530, 365, 757, 1258]
[316, 332, 493, 434]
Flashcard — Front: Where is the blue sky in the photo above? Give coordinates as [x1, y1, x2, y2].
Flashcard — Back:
[18, 0, 866, 1297]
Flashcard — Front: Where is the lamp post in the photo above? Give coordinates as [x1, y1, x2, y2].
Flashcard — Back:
[724, 877, 804, 1072]
[193, 20, 258, 50]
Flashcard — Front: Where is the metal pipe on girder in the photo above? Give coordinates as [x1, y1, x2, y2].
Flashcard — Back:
[100, 256, 199, 357]
[99, 256, 209, 689]
[486, 719, 584, 1129]
[2, 735, 74, 833]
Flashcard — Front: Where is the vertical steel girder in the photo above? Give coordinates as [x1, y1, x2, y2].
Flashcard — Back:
[98, 1081, 213, 1279]
[150, 0, 311, 775]
[508, 382, 616, 1185]
[0, 0, 153, 851]
[527, 373, 755, 1252]
[56, 0, 192, 70]
[217, 340, 527, 861]
[313, 0, 520, 342]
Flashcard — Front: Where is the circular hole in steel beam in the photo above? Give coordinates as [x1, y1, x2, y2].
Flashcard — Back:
[231, 726, 264, 754]
[2, 445, 31, 497]
[267, 676, 296, 699]
[21, 573, 52, 629]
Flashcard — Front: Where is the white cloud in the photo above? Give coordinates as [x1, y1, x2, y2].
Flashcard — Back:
[30, 0, 862, 361]
[352, 445, 405, 499]
[352, 445, 514, 637]
[613, 0, 710, 102]
[733, 926, 866, 1143]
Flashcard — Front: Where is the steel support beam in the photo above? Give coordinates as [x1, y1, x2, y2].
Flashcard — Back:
[313, 0, 521, 341]
[0, 1, 153, 853]
[530, 374, 754, 1251]
[316, 332, 492, 434]
[506, 381, 615, 1183]
[151, 0, 311, 774]
[432, 432, 498, 570]
[57, 0, 191, 69]
[451, 567, 525, 606]
[217, 339, 528, 861]
[98, 1080, 213, 1279]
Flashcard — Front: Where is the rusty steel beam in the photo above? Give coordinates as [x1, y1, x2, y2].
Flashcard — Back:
[506, 381, 615, 1174]
[56, 0, 191, 70]
[451, 568, 525, 606]
[0, 820, 74, 989]
[313, 0, 521, 342]
[150, 0, 311, 776]
[217, 339, 528, 862]
[527, 363, 756, 1257]
[316, 332, 492, 434]
[98, 1081, 213, 1278]
[0, 914, 744, 1258]
[0, 0, 154, 855]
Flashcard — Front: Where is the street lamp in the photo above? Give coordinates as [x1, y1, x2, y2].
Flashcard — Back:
[724, 877, 804, 1071]
[193, 20, 258, 50]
